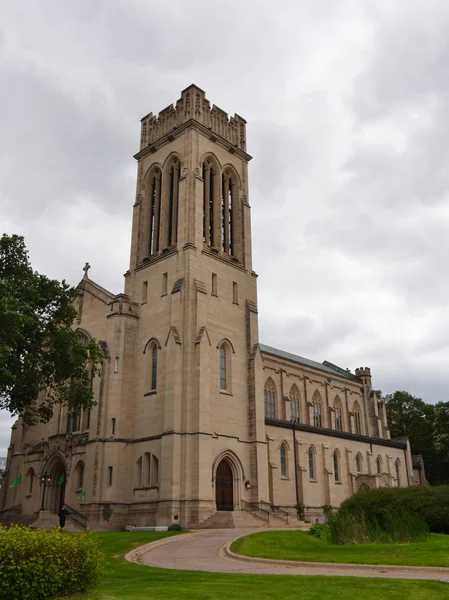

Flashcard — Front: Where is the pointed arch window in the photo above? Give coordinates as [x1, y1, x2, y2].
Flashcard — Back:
[280, 443, 288, 478]
[264, 378, 276, 419]
[334, 397, 343, 431]
[166, 158, 181, 247]
[376, 456, 382, 474]
[353, 401, 362, 435]
[222, 170, 237, 256]
[220, 346, 227, 390]
[26, 468, 35, 494]
[218, 341, 232, 393]
[395, 459, 401, 487]
[135, 452, 159, 488]
[355, 453, 362, 473]
[333, 450, 341, 482]
[75, 461, 85, 489]
[203, 159, 217, 247]
[312, 391, 323, 428]
[308, 446, 316, 480]
[145, 341, 159, 393]
[289, 384, 301, 423]
[148, 169, 162, 256]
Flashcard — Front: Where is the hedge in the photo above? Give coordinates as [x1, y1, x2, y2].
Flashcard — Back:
[339, 485, 449, 534]
[0, 525, 104, 600]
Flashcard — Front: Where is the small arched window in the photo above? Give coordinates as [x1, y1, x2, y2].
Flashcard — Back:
[75, 461, 85, 490]
[353, 401, 362, 435]
[280, 443, 288, 478]
[334, 396, 343, 431]
[26, 468, 35, 494]
[376, 456, 382, 474]
[151, 455, 159, 486]
[333, 451, 340, 482]
[395, 459, 401, 487]
[308, 446, 316, 480]
[136, 457, 142, 487]
[144, 452, 151, 486]
[264, 378, 276, 419]
[289, 384, 301, 423]
[355, 453, 362, 473]
[312, 391, 323, 428]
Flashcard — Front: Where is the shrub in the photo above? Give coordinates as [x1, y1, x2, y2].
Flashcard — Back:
[0, 525, 104, 600]
[167, 523, 182, 531]
[339, 485, 449, 534]
[308, 523, 331, 542]
[328, 508, 429, 545]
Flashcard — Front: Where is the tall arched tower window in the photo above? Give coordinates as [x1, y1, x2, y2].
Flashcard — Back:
[164, 157, 181, 248]
[221, 170, 237, 256]
[264, 378, 276, 419]
[145, 340, 159, 393]
[148, 168, 162, 256]
[203, 158, 218, 247]
[355, 453, 362, 473]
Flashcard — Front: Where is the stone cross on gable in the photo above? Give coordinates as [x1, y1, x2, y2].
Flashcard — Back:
[83, 262, 91, 279]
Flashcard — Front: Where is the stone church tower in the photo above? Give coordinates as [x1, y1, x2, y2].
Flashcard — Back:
[119, 83, 267, 525]
[1, 86, 421, 531]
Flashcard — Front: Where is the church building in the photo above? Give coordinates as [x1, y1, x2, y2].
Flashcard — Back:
[1, 86, 422, 529]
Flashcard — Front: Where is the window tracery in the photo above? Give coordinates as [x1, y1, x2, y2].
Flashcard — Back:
[264, 378, 276, 419]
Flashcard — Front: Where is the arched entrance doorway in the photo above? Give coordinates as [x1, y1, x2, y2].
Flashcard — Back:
[45, 456, 66, 514]
[216, 459, 233, 511]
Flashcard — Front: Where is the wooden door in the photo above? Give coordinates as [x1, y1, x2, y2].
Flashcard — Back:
[216, 460, 233, 511]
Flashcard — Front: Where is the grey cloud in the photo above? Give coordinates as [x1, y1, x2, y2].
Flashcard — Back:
[2, 1, 449, 454]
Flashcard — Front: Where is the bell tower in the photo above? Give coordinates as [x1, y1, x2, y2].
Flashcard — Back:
[124, 85, 265, 526]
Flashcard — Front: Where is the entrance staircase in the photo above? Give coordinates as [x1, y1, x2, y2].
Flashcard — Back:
[194, 500, 306, 529]
[32, 505, 88, 531]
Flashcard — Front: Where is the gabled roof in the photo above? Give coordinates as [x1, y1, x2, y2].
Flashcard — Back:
[259, 344, 359, 382]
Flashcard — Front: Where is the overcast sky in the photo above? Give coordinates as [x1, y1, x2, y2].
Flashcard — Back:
[2, 1, 449, 456]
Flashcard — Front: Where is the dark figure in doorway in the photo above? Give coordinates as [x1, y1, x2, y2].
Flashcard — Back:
[58, 505, 71, 528]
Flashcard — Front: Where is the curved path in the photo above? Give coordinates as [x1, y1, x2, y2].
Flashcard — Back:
[126, 528, 449, 582]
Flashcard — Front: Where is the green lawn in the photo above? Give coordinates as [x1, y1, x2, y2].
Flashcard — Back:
[231, 530, 449, 567]
[53, 531, 449, 600]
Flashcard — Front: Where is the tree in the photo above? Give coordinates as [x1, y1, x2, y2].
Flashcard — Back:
[433, 402, 449, 462]
[385, 391, 449, 485]
[0, 234, 103, 424]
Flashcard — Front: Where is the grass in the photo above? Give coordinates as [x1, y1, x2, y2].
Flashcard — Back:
[53, 531, 449, 600]
[231, 530, 449, 567]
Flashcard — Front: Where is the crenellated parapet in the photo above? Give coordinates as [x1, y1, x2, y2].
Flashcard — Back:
[139, 84, 247, 152]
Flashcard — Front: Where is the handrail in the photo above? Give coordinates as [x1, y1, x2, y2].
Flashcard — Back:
[241, 499, 270, 524]
[258, 500, 289, 524]
[65, 504, 88, 530]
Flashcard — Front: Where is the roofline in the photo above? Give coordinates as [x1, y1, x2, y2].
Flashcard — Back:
[265, 418, 407, 450]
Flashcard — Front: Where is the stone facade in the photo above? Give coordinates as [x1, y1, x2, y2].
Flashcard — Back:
[0, 86, 421, 529]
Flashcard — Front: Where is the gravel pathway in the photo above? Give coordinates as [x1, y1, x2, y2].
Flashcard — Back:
[125, 528, 449, 582]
